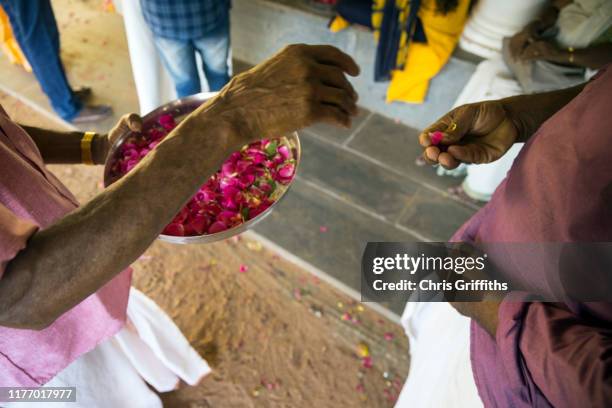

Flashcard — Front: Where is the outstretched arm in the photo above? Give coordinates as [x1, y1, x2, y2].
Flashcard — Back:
[0, 44, 360, 330]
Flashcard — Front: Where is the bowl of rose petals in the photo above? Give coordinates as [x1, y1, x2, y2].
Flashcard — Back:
[103, 93, 300, 244]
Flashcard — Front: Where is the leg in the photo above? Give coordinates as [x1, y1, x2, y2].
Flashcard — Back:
[153, 36, 201, 98]
[193, 19, 231, 91]
[0, 0, 81, 120]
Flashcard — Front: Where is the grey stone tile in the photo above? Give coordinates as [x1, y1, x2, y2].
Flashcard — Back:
[254, 179, 417, 289]
[347, 113, 460, 190]
[398, 188, 476, 241]
[298, 132, 419, 222]
[304, 107, 370, 144]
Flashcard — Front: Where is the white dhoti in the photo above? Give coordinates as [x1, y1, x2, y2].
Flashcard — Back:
[113, 0, 176, 115]
[4, 288, 210, 408]
[395, 302, 483, 408]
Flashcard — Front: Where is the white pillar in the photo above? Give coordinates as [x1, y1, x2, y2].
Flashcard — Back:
[459, 0, 547, 59]
[114, 0, 177, 115]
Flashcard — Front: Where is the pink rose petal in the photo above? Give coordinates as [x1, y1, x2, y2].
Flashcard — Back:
[110, 113, 297, 237]
[208, 221, 228, 233]
[430, 130, 444, 146]
[163, 223, 185, 236]
[362, 356, 373, 369]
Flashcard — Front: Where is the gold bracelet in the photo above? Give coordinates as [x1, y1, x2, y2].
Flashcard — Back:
[81, 131, 96, 165]
[568, 47, 575, 64]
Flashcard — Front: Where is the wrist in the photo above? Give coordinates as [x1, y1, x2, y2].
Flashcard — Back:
[91, 133, 109, 165]
[178, 108, 248, 160]
[193, 90, 255, 148]
[500, 99, 526, 143]
[566, 47, 575, 64]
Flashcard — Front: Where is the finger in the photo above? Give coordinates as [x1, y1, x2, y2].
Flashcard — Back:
[419, 122, 448, 147]
[314, 64, 358, 99]
[509, 37, 527, 58]
[447, 144, 491, 165]
[314, 103, 351, 128]
[307, 45, 360, 76]
[521, 42, 544, 60]
[438, 152, 460, 169]
[419, 104, 477, 147]
[421, 152, 437, 166]
[125, 113, 143, 132]
[317, 85, 358, 116]
[424, 146, 440, 163]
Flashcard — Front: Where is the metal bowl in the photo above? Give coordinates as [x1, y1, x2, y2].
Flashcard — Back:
[103, 92, 301, 244]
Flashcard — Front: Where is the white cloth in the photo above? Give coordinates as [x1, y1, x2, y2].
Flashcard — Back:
[114, 0, 176, 115]
[556, 0, 612, 48]
[3, 288, 211, 408]
[395, 302, 483, 408]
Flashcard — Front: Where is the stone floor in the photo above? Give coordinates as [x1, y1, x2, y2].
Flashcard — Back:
[257, 111, 479, 314]
[0, 0, 480, 316]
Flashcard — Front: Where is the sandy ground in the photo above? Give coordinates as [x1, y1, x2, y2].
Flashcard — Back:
[1, 88, 409, 407]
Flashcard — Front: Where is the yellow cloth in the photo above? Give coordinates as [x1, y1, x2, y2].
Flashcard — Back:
[330, 0, 469, 104]
[0, 6, 31, 72]
[329, 15, 351, 33]
[385, 0, 470, 103]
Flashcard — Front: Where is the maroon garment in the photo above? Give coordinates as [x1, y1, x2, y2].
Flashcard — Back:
[452, 66, 612, 407]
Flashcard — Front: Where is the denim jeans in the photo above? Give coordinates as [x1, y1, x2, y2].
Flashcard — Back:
[153, 19, 231, 96]
[0, 0, 81, 120]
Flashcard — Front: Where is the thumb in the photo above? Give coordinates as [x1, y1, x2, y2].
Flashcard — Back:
[418, 104, 478, 148]
[109, 113, 143, 145]
[123, 113, 143, 132]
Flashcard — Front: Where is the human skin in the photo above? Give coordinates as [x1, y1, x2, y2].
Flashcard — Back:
[0, 44, 360, 330]
[417, 83, 586, 336]
[507, 0, 570, 59]
[419, 83, 584, 170]
[520, 41, 612, 70]
[507, 0, 612, 69]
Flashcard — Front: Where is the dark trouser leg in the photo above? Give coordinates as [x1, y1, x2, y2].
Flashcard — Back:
[0, 0, 81, 120]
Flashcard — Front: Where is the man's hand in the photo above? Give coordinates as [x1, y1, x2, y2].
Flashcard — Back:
[205, 44, 360, 143]
[508, 22, 542, 59]
[520, 40, 566, 63]
[93, 113, 143, 164]
[419, 101, 519, 169]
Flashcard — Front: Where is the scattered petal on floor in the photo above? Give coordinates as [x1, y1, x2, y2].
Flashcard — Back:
[356, 342, 370, 358]
[362, 356, 373, 369]
[246, 240, 263, 251]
